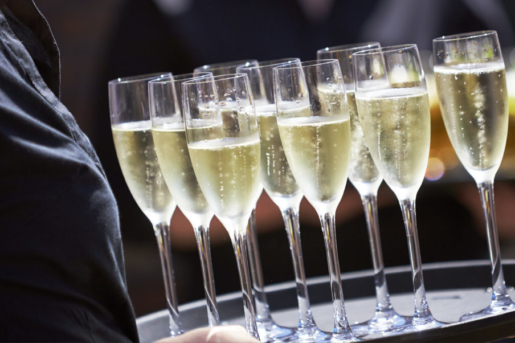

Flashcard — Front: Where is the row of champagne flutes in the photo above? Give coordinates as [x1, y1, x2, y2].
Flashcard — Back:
[108, 30, 513, 342]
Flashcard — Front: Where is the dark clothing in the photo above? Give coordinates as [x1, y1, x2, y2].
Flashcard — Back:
[0, 0, 138, 341]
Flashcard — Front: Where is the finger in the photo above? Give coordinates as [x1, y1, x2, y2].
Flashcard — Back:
[206, 326, 258, 343]
[155, 325, 260, 343]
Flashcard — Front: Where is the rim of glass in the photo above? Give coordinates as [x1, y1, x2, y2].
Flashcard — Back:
[195, 59, 258, 71]
[148, 75, 173, 85]
[273, 59, 339, 70]
[108, 72, 170, 85]
[181, 73, 248, 86]
[317, 42, 380, 54]
[433, 30, 497, 43]
[172, 72, 213, 82]
[149, 72, 213, 86]
[238, 58, 300, 71]
[352, 44, 418, 57]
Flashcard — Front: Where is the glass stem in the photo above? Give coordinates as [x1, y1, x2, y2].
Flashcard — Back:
[361, 194, 393, 312]
[230, 219, 260, 339]
[399, 198, 432, 325]
[193, 225, 220, 327]
[281, 206, 317, 331]
[246, 208, 273, 323]
[155, 222, 183, 336]
[319, 212, 352, 336]
[477, 181, 510, 304]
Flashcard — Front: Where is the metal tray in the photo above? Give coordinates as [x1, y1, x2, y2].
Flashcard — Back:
[137, 260, 515, 342]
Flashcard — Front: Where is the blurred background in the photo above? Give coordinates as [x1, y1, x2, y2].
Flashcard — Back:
[33, 0, 515, 318]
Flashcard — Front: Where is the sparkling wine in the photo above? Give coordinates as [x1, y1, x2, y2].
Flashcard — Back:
[153, 123, 212, 222]
[112, 121, 175, 222]
[347, 91, 382, 194]
[278, 111, 351, 204]
[256, 104, 300, 199]
[188, 135, 261, 220]
[356, 88, 431, 199]
[434, 63, 508, 181]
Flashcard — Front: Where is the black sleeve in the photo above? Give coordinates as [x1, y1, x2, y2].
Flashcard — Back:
[0, 1, 138, 341]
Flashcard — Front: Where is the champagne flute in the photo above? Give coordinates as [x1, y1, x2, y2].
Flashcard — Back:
[238, 59, 331, 342]
[353, 45, 442, 330]
[149, 72, 221, 327]
[196, 58, 289, 339]
[274, 60, 356, 342]
[108, 73, 183, 336]
[182, 74, 262, 339]
[317, 43, 410, 335]
[194, 59, 258, 76]
[433, 31, 515, 320]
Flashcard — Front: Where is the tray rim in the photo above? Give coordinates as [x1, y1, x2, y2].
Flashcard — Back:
[136, 259, 515, 325]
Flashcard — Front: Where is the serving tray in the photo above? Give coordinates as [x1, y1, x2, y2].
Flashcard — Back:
[137, 260, 515, 342]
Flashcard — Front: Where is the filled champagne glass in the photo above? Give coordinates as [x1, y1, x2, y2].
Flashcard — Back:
[149, 72, 221, 327]
[433, 31, 515, 320]
[196, 58, 286, 338]
[353, 45, 441, 330]
[108, 73, 183, 336]
[238, 58, 331, 342]
[194, 59, 258, 76]
[182, 74, 262, 339]
[318, 43, 410, 336]
[274, 60, 356, 342]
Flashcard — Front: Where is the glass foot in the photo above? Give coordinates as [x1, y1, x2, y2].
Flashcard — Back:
[285, 327, 331, 342]
[351, 309, 411, 337]
[257, 319, 296, 342]
[330, 332, 360, 342]
[460, 295, 515, 322]
[405, 315, 445, 332]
